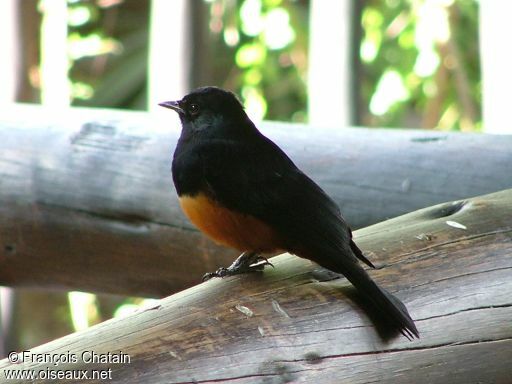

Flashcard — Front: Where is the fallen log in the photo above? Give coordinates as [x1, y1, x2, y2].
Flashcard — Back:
[1, 105, 511, 296]
[1, 190, 511, 383]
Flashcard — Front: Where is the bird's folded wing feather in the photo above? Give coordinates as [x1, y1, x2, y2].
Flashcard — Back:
[198, 139, 359, 267]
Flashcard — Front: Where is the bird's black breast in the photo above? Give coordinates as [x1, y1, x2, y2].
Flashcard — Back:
[171, 139, 205, 196]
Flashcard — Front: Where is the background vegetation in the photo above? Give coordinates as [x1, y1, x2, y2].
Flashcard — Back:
[66, 0, 480, 129]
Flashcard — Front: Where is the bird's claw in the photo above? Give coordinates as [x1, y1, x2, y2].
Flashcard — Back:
[201, 252, 273, 282]
[252, 255, 274, 269]
[202, 267, 229, 281]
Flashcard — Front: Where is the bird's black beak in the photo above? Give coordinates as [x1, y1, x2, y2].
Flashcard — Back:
[158, 100, 184, 114]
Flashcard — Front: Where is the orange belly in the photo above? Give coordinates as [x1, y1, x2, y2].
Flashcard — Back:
[179, 193, 283, 252]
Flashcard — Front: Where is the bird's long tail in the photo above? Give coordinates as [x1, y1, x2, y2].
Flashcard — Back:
[343, 262, 419, 339]
[295, 239, 419, 339]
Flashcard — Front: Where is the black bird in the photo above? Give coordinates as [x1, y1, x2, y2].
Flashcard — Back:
[159, 86, 419, 339]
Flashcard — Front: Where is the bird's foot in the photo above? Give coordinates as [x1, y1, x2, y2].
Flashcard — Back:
[202, 252, 273, 281]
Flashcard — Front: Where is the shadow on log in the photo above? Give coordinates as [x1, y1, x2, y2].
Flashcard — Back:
[1, 105, 512, 296]
[1, 190, 511, 383]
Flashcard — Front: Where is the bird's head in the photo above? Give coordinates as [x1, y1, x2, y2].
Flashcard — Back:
[159, 86, 254, 139]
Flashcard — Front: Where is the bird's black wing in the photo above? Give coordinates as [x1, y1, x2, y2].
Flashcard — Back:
[198, 136, 371, 269]
[198, 136, 419, 339]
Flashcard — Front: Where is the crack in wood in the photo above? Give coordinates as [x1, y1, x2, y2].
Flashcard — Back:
[34, 200, 196, 232]
[408, 266, 512, 290]
[175, 371, 289, 384]
[410, 136, 448, 143]
[274, 336, 512, 365]
[174, 364, 320, 384]
[417, 303, 512, 321]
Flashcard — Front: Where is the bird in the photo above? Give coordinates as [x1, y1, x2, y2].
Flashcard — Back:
[159, 86, 419, 340]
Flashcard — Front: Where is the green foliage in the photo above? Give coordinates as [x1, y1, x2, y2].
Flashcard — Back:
[65, 0, 481, 128]
[201, 0, 309, 122]
[67, 0, 149, 110]
[359, 0, 481, 131]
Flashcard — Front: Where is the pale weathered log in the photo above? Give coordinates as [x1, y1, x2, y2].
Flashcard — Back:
[1, 104, 511, 296]
[1, 190, 511, 383]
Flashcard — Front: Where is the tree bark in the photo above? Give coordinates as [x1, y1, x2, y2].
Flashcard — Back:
[1, 105, 511, 296]
[1, 189, 511, 383]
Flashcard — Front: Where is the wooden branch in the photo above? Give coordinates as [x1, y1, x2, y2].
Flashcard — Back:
[1, 190, 511, 383]
[1, 105, 512, 296]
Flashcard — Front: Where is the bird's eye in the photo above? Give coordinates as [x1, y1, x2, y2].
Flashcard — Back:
[189, 103, 200, 115]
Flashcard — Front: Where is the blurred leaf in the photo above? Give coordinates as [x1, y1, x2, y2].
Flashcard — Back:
[69, 0, 149, 110]
[235, 42, 267, 67]
[360, 0, 480, 130]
